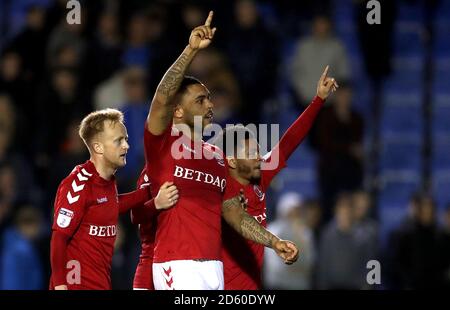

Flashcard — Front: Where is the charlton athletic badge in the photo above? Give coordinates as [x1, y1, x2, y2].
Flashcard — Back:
[253, 185, 265, 201]
[57, 208, 74, 228]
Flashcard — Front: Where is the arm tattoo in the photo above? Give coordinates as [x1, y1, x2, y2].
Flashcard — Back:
[222, 196, 278, 248]
[157, 51, 191, 98]
[240, 212, 277, 248]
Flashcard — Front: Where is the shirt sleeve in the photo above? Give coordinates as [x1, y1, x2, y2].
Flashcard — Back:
[222, 175, 242, 202]
[143, 121, 173, 163]
[130, 198, 159, 225]
[51, 177, 89, 237]
[118, 187, 151, 214]
[50, 231, 70, 287]
[261, 96, 325, 190]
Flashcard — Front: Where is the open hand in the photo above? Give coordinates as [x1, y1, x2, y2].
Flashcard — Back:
[155, 182, 179, 209]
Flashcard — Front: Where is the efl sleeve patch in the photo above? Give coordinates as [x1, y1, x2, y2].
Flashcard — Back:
[57, 208, 75, 228]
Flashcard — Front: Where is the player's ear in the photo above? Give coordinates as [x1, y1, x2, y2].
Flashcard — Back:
[92, 141, 103, 155]
[174, 105, 184, 119]
[226, 156, 237, 169]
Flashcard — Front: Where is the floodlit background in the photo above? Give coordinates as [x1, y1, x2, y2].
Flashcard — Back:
[0, 0, 449, 289]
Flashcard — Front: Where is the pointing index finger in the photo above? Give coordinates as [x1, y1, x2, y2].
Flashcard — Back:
[320, 65, 329, 82]
[205, 11, 214, 27]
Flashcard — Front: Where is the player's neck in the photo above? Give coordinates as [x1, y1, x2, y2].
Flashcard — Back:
[89, 158, 116, 180]
[229, 170, 250, 186]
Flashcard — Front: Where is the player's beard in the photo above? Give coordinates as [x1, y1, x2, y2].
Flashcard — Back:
[237, 163, 261, 184]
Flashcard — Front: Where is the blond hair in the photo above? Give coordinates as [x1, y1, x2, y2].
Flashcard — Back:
[78, 108, 124, 149]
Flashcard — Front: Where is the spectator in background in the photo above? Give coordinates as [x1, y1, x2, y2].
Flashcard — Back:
[117, 66, 148, 190]
[264, 192, 316, 289]
[9, 4, 49, 83]
[303, 198, 323, 289]
[94, 68, 127, 111]
[47, 118, 89, 204]
[273, 0, 331, 39]
[443, 205, 450, 288]
[352, 190, 378, 260]
[390, 195, 448, 289]
[84, 12, 122, 91]
[35, 66, 90, 165]
[226, 0, 278, 124]
[0, 96, 37, 213]
[356, 0, 395, 83]
[317, 193, 371, 290]
[311, 83, 364, 221]
[0, 205, 44, 290]
[0, 50, 32, 120]
[385, 192, 421, 288]
[46, 12, 87, 69]
[303, 198, 323, 253]
[122, 13, 150, 69]
[290, 15, 349, 108]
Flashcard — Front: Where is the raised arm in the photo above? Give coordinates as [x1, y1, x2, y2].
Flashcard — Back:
[276, 65, 338, 161]
[222, 196, 299, 264]
[147, 11, 217, 135]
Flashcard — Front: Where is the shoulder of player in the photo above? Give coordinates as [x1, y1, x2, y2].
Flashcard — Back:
[58, 163, 94, 195]
[136, 170, 151, 190]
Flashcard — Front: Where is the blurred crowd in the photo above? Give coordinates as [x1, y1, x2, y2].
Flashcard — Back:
[0, 0, 448, 289]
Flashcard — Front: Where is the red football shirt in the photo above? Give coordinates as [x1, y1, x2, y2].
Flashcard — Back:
[50, 160, 119, 290]
[222, 153, 286, 290]
[222, 96, 325, 290]
[131, 167, 156, 290]
[144, 123, 227, 263]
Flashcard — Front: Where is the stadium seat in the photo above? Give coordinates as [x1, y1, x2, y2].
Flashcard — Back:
[379, 140, 422, 171]
[274, 145, 318, 199]
[377, 169, 421, 246]
[380, 105, 423, 134]
[431, 78, 450, 133]
[378, 170, 421, 207]
[431, 169, 450, 212]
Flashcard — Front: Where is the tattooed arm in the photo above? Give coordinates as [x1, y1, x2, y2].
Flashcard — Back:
[222, 196, 300, 264]
[147, 11, 217, 135]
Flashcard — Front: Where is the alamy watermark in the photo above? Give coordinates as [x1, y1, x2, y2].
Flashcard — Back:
[366, 259, 381, 285]
[170, 117, 280, 171]
[366, 0, 381, 25]
[66, 0, 81, 25]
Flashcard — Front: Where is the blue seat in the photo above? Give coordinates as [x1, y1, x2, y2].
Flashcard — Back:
[380, 104, 423, 133]
[378, 170, 421, 207]
[379, 140, 422, 171]
[392, 22, 425, 57]
[378, 205, 409, 249]
[396, 0, 425, 23]
[275, 147, 318, 199]
[431, 93, 450, 133]
[431, 169, 450, 212]
[382, 74, 423, 96]
[274, 170, 318, 200]
[431, 132, 450, 170]
[392, 56, 424, 75]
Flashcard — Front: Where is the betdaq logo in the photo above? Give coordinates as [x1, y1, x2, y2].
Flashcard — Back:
[173, 165, 226, 192]
[88, 225, 117, 237]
